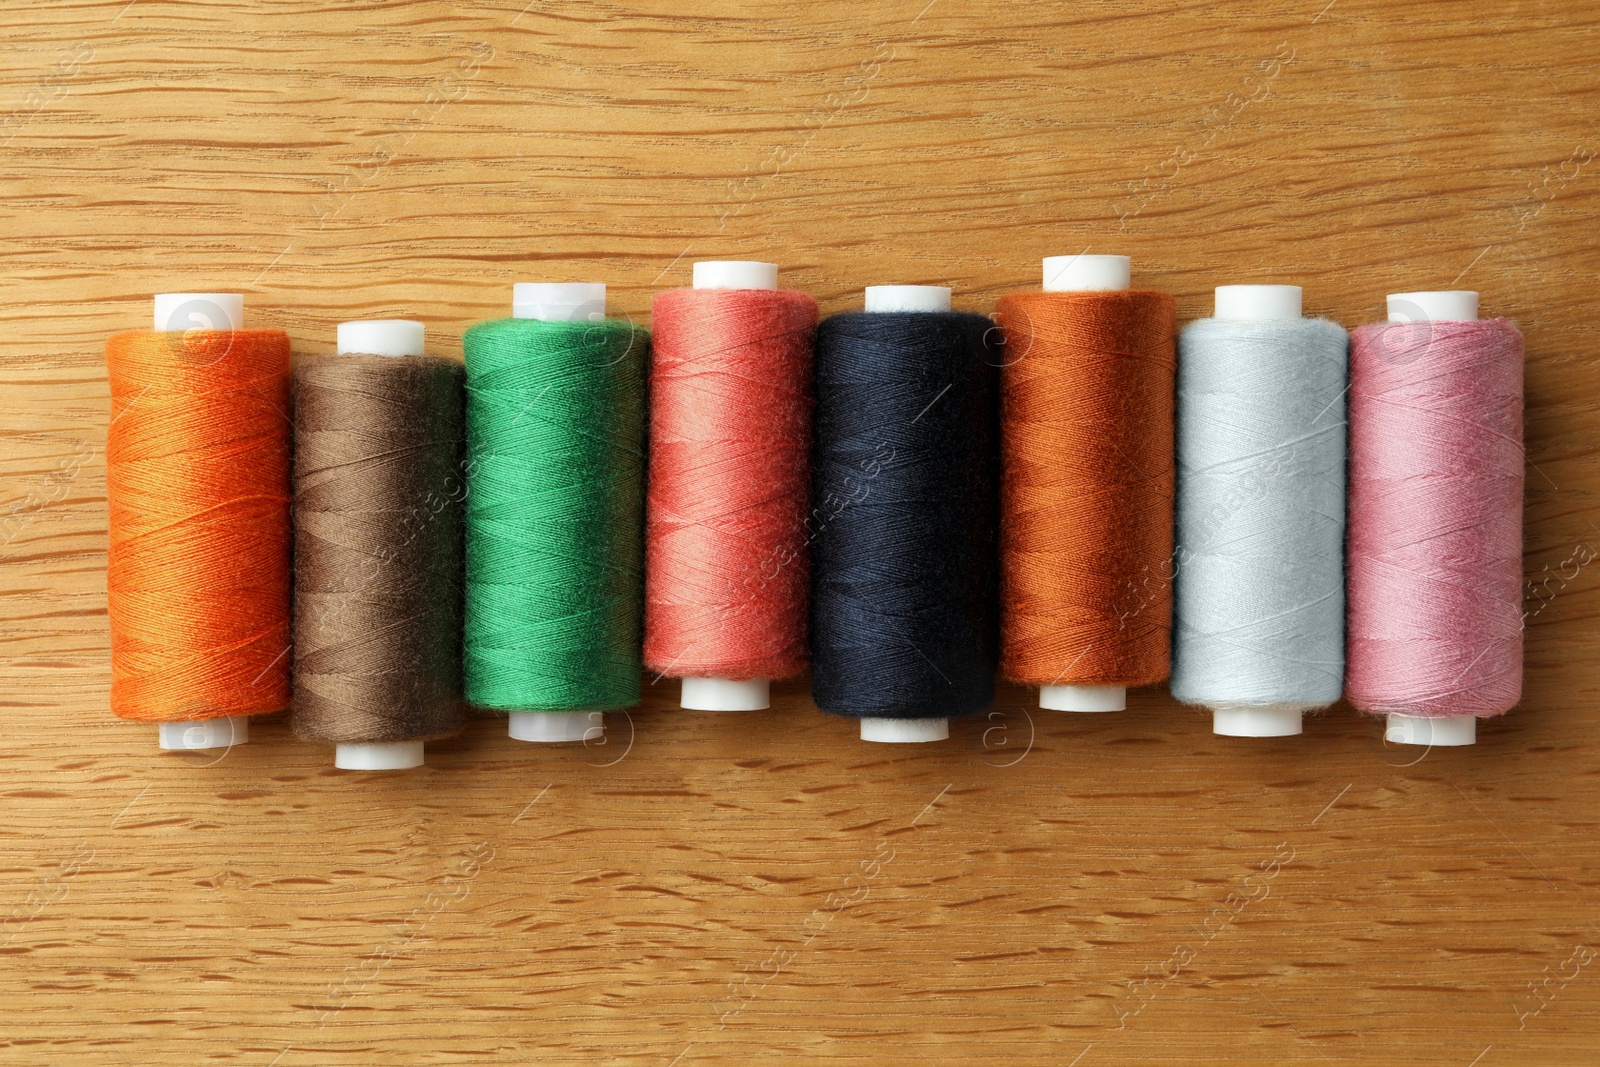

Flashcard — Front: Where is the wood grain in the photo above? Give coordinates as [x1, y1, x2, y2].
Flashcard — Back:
[3, 0, 1600, 1063]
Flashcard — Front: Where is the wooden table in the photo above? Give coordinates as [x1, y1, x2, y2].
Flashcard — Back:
[3, 1, 1597, 1063]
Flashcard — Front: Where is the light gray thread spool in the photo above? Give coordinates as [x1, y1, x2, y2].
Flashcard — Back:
[1171, 285, 1348, 737]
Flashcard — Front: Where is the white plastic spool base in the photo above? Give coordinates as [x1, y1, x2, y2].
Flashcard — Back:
[336, 740, 424, 770]
[1215, 285, 1302, 322]
[154, 292, 243, 333]
[693, 260, 777, 291]
[158, 717, 249, 750]
[509, 711, 604, 743]
[338, 319, 424, 357]
[515, 282, 607, 322]
[681, 677, 769, 711]
[1043, 254, 1130, 293]
[1386, 713, 1477, 747]
[860, 717, 949, 743]
[1388, 290, 1479, 324]
[864, 285, 951, 313]
[1041, 684, 1125, 712]
[1212, 704, 1305, 738]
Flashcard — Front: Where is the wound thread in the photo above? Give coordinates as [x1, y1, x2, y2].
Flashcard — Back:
[1347, 318, 1524, 718]
[810, 311, 1000, 720]
[105, 327, 292, 721]
[644, 287, 817, 681]
[994, 289, 1176, 688]
[291, 353, 466, 744]
[1171, 316, 1349, 713]
[464, 316, 649, 712]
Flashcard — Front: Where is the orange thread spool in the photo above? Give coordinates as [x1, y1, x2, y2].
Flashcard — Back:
[995, 258, 1176, 708]
[105, 297, 292, 730]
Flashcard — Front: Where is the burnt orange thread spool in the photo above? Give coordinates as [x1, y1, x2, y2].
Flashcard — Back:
[105, 293, 292, 750]
[994, 256, 1176, 713]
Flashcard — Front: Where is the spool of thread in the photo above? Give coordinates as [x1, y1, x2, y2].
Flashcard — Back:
[994, 255, 1176, 712]
[291, 320, 466, 771]
[463, 283, 648, 743]
[811, 285, 1000, 743]
[1348, 290, 1524, 747]
[1171, 286, 1349, 738]
[105, 293, 291, 750]
[645, 261, 817, 711]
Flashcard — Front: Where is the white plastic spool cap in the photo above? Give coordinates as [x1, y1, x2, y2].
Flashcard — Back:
[680, 262, 780, 711]
[1382, 291, 1481, 747]
[859, 717, 949, 743]
[1215, 285, 1302, 322]
[503, 285, 610, 741]
[509, 711, 604, 743]
[1043, 254, 1130, 293]
[864, 285, 951, 313]
[1211, 704, 1307, 738]
[514, 282, 607, 322]
[154, 293, 243, 333]
[1038, 257, 1133, 713]
[335, 740, 424, 770]
[1385, 713, 1477, 747]
[158, 716, 249, 751]
[337, 319, 424, 357]
[1388, 290, 1479, 324]
[692, 261, 778, 291]
[150, 295, 254, 750]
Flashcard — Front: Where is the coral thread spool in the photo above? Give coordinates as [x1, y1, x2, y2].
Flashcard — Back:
[645, 261, 817, 712]
[105, 293, 292, 750]
[1172, 285, 1349, 738]
[995, 255, 1177, 712]
[1348, 290, 1524, 747]
[812, 285, 999, 743]
[293, 319, 465, 771]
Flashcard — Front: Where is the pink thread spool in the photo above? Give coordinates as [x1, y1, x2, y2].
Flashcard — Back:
[1347, 291, 1525, 747]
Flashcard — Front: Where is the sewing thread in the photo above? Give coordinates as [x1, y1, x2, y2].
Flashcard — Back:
[1347, 318, 1524, 717]
[810, 310, 1000, 720]
[105, 327, 291, 721]
[993, 289, 1176, 689]
[644, 287, 817, 681]
[292, 353, 466, 744]
[464, 316, 649, 712]
[1171, 317, 1349, 712]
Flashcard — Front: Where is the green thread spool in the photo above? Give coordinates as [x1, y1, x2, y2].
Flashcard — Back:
[463, 283, 648, 742]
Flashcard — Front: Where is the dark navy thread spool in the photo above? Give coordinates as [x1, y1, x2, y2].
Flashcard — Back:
[810, 285, 1000, 743]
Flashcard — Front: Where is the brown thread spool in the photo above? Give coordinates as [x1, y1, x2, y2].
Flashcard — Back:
[292, 320, 466, 770]
[994, 255, 1176, 712]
